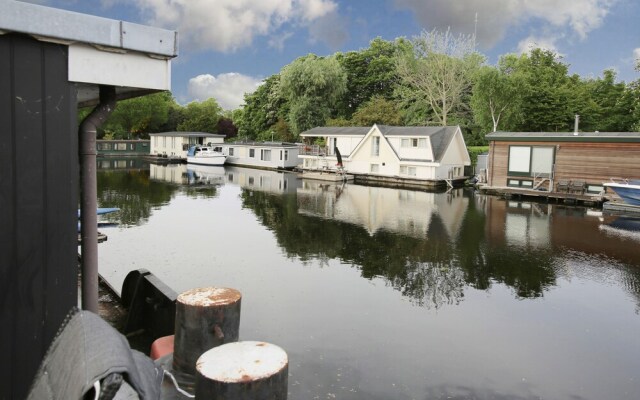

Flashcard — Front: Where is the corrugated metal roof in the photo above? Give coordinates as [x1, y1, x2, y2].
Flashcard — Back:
[486, 131, 640, 142]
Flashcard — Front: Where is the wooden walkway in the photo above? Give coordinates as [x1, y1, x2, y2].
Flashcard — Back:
[478, 185, 605, 205]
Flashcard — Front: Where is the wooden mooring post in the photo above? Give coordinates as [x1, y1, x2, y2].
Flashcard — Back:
[172, 287, 242, 384]
[195, 341, 288, 399]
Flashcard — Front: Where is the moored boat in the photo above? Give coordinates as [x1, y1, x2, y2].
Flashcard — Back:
[604, 179, 640, 205]
[187, 145, 226, 166]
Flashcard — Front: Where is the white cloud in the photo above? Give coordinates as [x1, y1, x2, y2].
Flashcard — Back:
[634, 48, 640, 61]
[517, 35, 562, 56]
[393, 0, 617, 48]
[187, 73, 262, 110]
[117, 0, 338, 52]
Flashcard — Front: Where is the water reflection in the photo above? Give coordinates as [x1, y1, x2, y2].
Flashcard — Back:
[97, 162, 640, 400]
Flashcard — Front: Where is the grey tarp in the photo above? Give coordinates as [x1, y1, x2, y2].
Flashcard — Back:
[27, 308, 162, 400]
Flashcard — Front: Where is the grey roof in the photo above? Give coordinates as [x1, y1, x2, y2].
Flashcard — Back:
[0, 1, 178, 57]
[486, 131, 640, 142]
[149, 132, 225, 138]
[300, 126, 372, 136]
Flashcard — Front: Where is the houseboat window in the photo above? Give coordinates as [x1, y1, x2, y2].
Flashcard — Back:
[183, 144, 189, 151]
[229, 148, 234, 156]
[130, 144, 135, 150]
[163, 137, 166, 147]
[116, 143, 127, 150]
[418, 138, 427, 147]
[400, 166, 417, 176]
[280, 150, 283, 161]
[250, 149, 255, 158]
[261, 149, 271, 161]
[143, 143, 148, 147]
[248, 177, 254, 185]
[370, 164, 379, 173]
[508, 145, 555, 177]
[284, 150, 289, 161]
[372, 136, 380, 156]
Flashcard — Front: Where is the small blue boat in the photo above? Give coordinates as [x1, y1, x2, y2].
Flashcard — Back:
[604, 179, 640, 206]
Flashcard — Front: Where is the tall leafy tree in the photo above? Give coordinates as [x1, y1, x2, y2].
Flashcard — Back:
[336, 38, 408, 118]
[505, 49, 574, 131]
[471, 65, 520, 132]
[396, 28, 484, 126]
[177, 98, 222, 133]
[351, 95, 402, 126]
[102, 91, 176, 138]
[279, 54, 347, 135]
[236, 75, 286, 140]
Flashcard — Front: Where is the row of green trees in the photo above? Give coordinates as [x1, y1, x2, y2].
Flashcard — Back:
[96, 30, 640, 146]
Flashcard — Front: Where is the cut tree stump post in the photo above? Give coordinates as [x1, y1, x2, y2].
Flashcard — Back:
[172, 287, 242, 381]
[195, 341, 288, 399]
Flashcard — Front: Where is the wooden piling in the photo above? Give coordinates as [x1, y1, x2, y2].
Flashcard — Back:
[195, 341, 288, 400]
[172, 287, 242, 380]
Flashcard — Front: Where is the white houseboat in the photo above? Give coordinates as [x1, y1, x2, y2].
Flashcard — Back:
[299, 124, 471, 188]
[149, 132, 225, 160]
[222, 141, 300, 170]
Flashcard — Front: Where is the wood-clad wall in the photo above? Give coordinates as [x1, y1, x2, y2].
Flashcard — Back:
[0, 34, 78, 399]
[489, 140, 640, 187]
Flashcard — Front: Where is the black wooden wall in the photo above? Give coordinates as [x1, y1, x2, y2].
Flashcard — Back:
[0, 34, 78, 400]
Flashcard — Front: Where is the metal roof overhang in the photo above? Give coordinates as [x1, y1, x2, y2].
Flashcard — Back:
[0, 1, 178, 107]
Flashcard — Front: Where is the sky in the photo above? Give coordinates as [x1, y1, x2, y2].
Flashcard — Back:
[21, 0, 640, 110]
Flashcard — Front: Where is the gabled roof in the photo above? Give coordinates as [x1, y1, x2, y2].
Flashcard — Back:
[300, 125, 462, 163]
[486, 131, 640, 142]
[149, 132, 225, 138]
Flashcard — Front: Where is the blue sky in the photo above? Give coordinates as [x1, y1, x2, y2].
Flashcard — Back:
[25, 0, 640, 110]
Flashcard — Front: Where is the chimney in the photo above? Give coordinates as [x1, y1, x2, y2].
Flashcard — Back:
[573, 114, 580, 135]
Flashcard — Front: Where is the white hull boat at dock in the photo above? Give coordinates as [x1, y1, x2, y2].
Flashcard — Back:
[187, 145, 226, 166]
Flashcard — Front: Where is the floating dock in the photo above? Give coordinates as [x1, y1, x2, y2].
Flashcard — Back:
[299, 171, 354, 182]
[478, 185, 604, 205]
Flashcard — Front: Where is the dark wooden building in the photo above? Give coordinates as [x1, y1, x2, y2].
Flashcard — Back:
[0, 2, 176, 398]
[486, 132, 640, 195]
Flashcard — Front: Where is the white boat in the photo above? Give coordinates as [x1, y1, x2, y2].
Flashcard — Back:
[603, 178, 640, 206]
[186, 145, 226, 166]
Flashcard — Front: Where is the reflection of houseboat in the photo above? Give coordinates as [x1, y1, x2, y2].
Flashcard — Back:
[299, 125, 470, 188]
[297, 180, 468, 238]
[97, 139, 150, 156]
[222, 141, 300, 170]
[186, 165, 225, 185]
[225, 166, 301, 194]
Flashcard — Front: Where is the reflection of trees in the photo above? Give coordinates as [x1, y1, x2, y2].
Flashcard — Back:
[97, 170, 177, 226]
[242, 188, 564, 307]
[242, 189, 466, 308]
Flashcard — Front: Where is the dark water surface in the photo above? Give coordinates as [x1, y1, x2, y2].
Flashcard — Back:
[97, 160, 640, 400]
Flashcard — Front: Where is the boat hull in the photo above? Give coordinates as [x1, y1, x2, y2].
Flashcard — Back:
[604, 182, 640, 205]
[187, 155, 226, 166]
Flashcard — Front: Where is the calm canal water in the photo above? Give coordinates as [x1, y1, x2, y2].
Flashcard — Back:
[96, 158, 640, 400]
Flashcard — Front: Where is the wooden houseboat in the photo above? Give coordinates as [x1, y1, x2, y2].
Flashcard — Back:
[222, 141, 300, 170]
[483, 131, 640, 203]
[299, 124, 471, 188]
